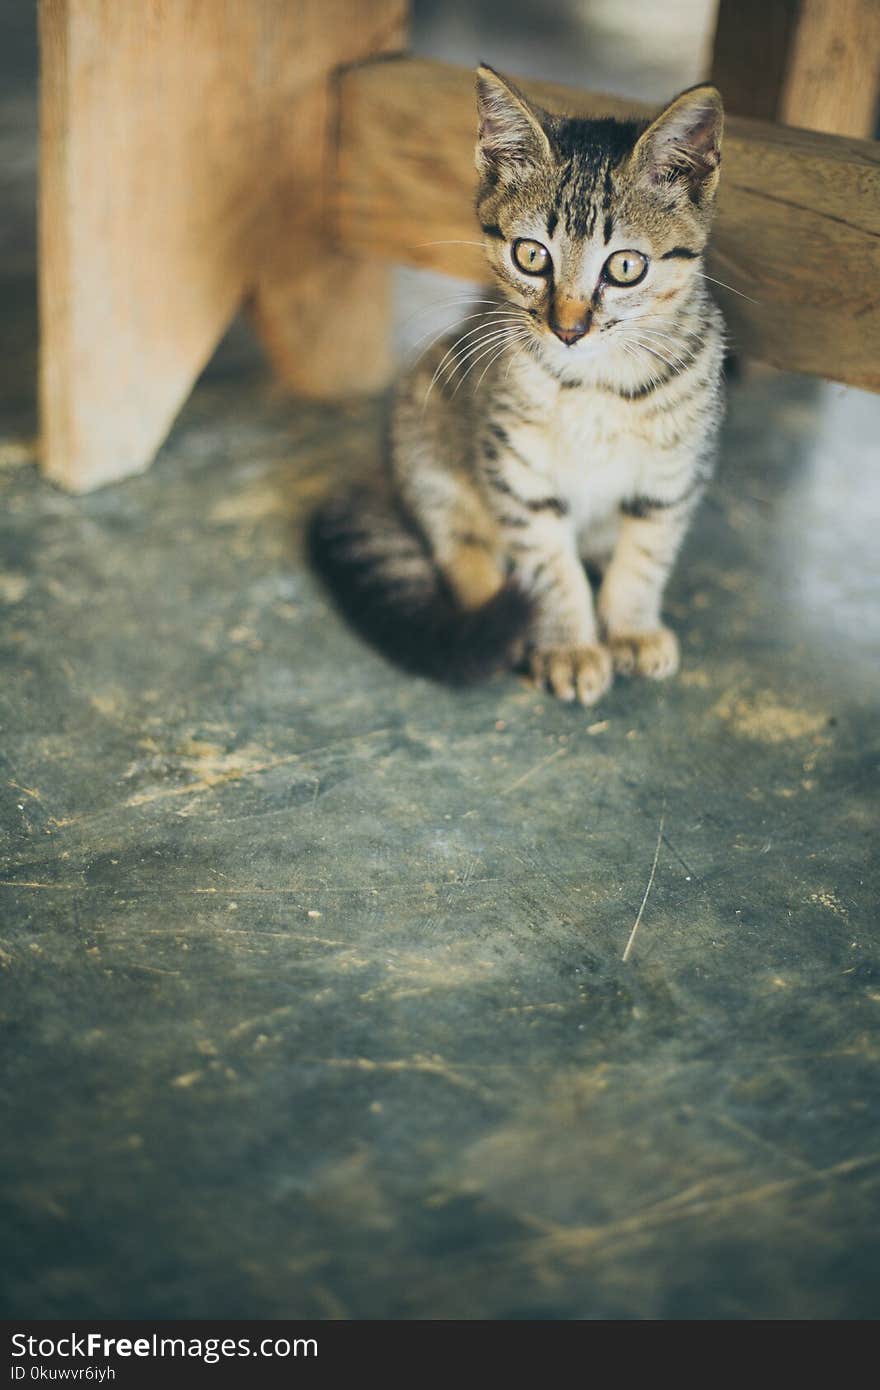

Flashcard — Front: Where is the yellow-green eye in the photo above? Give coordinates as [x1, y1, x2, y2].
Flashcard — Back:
[512, 239, 552, 276]
[603, 250, 648, 286]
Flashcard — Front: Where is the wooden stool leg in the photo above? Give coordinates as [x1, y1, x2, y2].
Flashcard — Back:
[711, 0, 880, 138]
[249, 66, 400, 399]
[253, 252, 394, 397]
[38, 1, 407, 493]
[779, 1, 880, 137]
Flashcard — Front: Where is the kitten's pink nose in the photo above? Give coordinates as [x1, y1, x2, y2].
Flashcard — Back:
[550, 298, 591, 346]
[553, 323, 588, 345]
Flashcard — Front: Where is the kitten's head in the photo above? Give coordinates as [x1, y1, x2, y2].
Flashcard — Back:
[474, 66, 723, 376]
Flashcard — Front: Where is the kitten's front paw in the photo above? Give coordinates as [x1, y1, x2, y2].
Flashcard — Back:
[608, 626, 680, 680]
[530, 644, 612, 706]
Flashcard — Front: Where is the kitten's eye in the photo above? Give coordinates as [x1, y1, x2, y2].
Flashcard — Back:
[512, 239, 552, 276]
[603, 250, 648, 286]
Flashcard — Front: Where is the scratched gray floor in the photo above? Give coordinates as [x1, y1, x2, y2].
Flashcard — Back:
[2, 325, 880, 1318]
[2, 0, 880, 1323]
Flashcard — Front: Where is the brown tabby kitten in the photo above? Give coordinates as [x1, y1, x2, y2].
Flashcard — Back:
[310, 66, 725, 705]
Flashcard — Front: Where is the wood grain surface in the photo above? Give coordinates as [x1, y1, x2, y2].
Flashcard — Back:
[711, 0, 880, 138]
[38, 0, 406, 492]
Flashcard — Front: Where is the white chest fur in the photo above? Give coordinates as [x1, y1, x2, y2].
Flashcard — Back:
[549, 386, 654, 530]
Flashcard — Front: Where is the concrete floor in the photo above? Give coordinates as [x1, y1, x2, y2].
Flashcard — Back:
[2, 0, 879, 1324]
[2, 313, 880, 1317]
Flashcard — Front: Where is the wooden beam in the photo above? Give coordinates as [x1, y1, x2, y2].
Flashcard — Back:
[38, 0, 405, 493]
[711, 0, 880, 138]
[334, 57, 880, 394]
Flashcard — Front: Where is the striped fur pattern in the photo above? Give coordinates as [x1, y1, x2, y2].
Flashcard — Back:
[310, 67, 726, 702]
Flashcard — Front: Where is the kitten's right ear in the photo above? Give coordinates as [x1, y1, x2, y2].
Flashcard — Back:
[475, 65, 552, 177]
[632, 84, 724, 204]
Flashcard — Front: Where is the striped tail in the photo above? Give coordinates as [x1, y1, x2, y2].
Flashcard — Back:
[307, 488, 531, 685]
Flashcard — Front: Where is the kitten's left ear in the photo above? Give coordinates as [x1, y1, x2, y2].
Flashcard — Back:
[633, 85, 723, 203]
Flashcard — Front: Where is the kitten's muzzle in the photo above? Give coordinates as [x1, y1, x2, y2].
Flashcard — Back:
[549, 299, 592, 346]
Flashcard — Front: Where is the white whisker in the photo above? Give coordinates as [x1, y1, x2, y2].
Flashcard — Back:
[413, 309, 526, 357]
[624, 333, 678, 366]
[625, 329, 689, 370]
[629, 330, 688, 358]
[407, 309, 520, 369]
[426, 318, 526, 397]
[441, 330, 517, 397]
[452, 331, 532, 398]
[424, 323, 510, 400]
[397, 296, 503, 331]
[411, 240, 487, 250]
[619, 340, 665, 392]
[696, 272, 759, 305]
[424, 326, 524, 406]
[445, 326, 524, 381]
[503, 344, 529, 381]
[628, 340, 681, 374]
[472, 332, 533, 394]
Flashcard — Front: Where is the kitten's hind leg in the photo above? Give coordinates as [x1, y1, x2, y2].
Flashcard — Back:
[398, 468, 506, 613]
[438, 530, 506, 611]
[308, 481, 528, 686]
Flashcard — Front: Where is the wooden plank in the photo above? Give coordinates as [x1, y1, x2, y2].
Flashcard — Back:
[335, 57, 880, 394]
[711, 0, 880, 138]
[38, 0, 406, 493]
